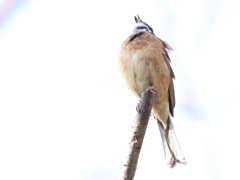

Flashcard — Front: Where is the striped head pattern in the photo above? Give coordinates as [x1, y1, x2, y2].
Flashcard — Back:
[133, 15, 155, 35]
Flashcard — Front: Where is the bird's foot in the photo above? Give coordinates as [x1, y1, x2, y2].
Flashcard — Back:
[144, 86, 157, 93]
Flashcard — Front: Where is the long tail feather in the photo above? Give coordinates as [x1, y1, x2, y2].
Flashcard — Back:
[157, 116, 186, 168]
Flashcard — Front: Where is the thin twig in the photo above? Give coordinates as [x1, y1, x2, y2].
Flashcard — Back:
[122, 88, 156, 180]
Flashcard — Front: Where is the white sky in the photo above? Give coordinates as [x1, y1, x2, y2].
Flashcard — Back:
[1, 0, 240, 180]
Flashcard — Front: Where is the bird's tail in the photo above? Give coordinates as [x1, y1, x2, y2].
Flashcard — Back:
[157, 116, 186, 168]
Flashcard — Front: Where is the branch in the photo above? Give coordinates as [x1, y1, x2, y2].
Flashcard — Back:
[122, 87, 156, 180]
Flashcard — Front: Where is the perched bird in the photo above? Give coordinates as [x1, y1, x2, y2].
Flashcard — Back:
[118, 15, 186, 168]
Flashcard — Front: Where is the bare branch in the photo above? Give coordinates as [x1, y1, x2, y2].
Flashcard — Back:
[122, 88, 156, 180]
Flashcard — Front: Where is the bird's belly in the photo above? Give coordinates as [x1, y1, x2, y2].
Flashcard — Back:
[124, 52, 159, 98]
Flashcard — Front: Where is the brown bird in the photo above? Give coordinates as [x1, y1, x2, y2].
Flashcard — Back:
[118, 15, 186, 168]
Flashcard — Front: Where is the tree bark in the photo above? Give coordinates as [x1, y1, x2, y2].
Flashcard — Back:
[122, 88, 156, 180]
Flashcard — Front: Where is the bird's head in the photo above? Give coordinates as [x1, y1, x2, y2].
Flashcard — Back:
[133, 15, 155, 35]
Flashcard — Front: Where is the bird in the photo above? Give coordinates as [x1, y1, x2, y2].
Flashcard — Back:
[118, 15, 186, 168]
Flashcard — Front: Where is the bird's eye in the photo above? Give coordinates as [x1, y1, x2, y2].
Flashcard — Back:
[144, 22, 154, 34]
[136, 26, 148, 31]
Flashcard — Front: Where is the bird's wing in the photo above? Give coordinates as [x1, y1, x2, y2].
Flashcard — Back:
[159, 38, 175, 117]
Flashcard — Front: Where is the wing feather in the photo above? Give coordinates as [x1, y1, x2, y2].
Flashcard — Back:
[158, 38, 176, 116]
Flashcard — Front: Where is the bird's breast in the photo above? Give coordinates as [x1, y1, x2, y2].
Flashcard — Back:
[119, 32, 171, 100]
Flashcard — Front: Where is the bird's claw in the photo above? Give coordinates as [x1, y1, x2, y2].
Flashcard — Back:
[145, 86, 157, 92]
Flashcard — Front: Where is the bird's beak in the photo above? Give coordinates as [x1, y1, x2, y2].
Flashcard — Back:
[134, 15, 143, 23]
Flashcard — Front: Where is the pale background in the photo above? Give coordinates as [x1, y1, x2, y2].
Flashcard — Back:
[0, 0, 240, 180]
